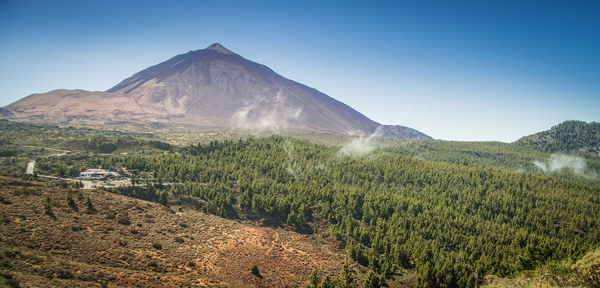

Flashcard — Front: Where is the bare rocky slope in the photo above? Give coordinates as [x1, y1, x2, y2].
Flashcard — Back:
[3, 43, 430, 139]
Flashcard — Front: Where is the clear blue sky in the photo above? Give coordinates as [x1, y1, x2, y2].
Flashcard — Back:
[1, 0, 599, 142]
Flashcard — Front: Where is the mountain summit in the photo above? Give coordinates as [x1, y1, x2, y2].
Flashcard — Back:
[3, 43, 430, 139]
[205, 43, 235, 54]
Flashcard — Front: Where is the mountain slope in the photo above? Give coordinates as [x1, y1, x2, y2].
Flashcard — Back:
[516, 120, 600, 155]
[3, 43, 430, 139]
[106, 43, 380, 134]
[3, 89, 162, 124]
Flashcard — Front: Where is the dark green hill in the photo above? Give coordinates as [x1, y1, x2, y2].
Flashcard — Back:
[516, 120, 600, 155]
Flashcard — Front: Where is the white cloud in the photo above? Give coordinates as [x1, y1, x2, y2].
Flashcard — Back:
[533, 154, 591, 175]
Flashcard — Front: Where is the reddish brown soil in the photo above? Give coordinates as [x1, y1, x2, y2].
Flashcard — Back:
[0, 177, 346, 287]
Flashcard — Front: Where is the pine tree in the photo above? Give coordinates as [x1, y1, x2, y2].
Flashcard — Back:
[337, 260, 357, 288]
[250, 264, 260, 277]
[159, 190, 169, 206]
[85, 195, 94, 212]
[43, 194, 52, 215]
[307, 267, 321, 288]
[320, 275, 336, 288]
[363, 269, 381, 288]
[66, 190, 76, 209]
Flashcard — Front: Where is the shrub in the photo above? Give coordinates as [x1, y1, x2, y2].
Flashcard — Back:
[174, 237, 184, 244]
[147, 260, 165, 272]
[116, 213, 131, 225]
[0, 195, 11, 205]
[106, 211, 116, 220]
[56, 269, 74, 279]
[152, 242, 162, 250]
[0, 271, 20, 288]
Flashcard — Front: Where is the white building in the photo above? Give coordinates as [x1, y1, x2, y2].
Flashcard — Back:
[79, 169, 119, 180]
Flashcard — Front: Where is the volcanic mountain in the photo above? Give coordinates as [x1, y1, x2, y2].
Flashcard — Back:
[3, 43, 430, 139]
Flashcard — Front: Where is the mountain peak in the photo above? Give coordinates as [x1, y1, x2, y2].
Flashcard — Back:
[4, 44, 430, 139]
[205, 43, 234, 55]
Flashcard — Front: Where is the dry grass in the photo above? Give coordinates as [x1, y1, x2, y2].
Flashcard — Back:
[0, 176, 346, 287]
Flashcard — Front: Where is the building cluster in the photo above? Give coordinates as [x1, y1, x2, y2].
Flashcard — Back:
[78, 168, 134, 188]
[79, 169, 121, 180]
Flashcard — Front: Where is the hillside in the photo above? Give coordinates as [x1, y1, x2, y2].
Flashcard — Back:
[1, 121, 599, 287]
[2, 44, 430, 139]
[516, 120, 600, 155]
[0, 177, 347, 287]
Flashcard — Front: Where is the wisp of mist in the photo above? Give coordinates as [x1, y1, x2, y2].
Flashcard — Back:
[533, 154, 596, 176]
[338, 126, 384, 158]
